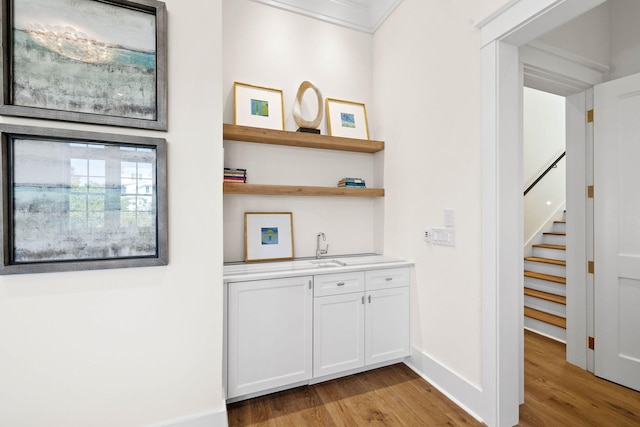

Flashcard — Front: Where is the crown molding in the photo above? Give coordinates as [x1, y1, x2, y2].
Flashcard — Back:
[250, 0, 403, 33]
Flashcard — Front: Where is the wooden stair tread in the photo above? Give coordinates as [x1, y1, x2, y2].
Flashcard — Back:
[532, 244, 566, 250]
[524, 270, 566, 284]
[525, 307, 566, 329]
[524, 257, 566, 266]
[554, 221, 566, 224]
[543, 231, 566, 236]
[524, 288, 566, 305]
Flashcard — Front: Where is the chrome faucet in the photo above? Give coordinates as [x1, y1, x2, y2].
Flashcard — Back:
[316, 232, 328, 259]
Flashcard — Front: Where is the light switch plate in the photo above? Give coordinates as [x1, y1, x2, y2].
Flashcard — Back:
[432, 227, 455, 247]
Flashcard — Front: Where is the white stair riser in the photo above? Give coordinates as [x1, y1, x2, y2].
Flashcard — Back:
[552, 222, 566, 233]
[524, 296, 566, 317]
[524, 261, 566, 277]
[543, 234, 566, 246]
[533, 247, 566, 260]
[524, 318, 566, 343]
[524, 278, 566, 296]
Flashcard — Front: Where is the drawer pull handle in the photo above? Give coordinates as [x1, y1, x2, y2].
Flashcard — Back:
[368, 295, 372, 303]
[385, 277, 393, 281]
[337, 282, 345, 286]
[361, 296, 365, 304]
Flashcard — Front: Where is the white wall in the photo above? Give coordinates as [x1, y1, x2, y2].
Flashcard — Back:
[0, 1, 225, 426]
[373, 0, 506, 392]
[222, 1, 381, 262]
[523, 88, 566, 244]
[536, 0, 640, 82]
[538, 2, 610, 69]
[524, 88, 566, 185]
[609, 0, 640, 80]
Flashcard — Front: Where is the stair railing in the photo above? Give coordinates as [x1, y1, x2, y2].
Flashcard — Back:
[524, 151, 566, 196]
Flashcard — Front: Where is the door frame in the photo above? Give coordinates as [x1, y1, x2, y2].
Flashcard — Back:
[477, 1, 606, 425]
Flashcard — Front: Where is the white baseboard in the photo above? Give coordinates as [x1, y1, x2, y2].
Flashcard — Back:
[149, 405, 228, 427]
[404, 347, 485, 424]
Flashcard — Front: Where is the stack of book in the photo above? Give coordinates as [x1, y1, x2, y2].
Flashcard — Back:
[224, 168, 247, 183]
[338, 177, 366, 188]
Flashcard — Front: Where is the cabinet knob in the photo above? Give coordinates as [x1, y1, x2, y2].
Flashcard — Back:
[385, 277, 393, 281]
[337, 282, 345, 286]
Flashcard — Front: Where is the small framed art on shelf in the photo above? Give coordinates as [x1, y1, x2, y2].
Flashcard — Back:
[326, 98, 370, 140]
[234, 82, 285, 130]
[244, 212, 293, 262]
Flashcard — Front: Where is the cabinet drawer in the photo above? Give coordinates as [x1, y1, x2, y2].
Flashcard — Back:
[365, 267, 410, 291]
[314, 271, 365, 297]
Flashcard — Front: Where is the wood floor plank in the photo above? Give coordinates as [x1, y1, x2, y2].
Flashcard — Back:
[371, 365, 462, 426]
[227, 331, 640, 426]
[518, 330, 640, 427]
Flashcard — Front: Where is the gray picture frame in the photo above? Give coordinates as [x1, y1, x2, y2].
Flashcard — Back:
[0, 124, 168, 275]
[0, 0, 168, 130]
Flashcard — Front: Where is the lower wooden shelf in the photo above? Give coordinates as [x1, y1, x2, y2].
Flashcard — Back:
[223, 182, 384, 197]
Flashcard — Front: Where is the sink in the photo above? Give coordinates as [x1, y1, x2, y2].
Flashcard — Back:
[308, 259, 347, 267]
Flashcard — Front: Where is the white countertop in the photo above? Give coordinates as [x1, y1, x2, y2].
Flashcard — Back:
[223, 254, 413, 282]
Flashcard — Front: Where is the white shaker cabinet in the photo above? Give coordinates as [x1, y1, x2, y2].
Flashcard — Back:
[364, 268, 411, 365]
[313, 272, 366, 377]
[313, 267, 410, 379]
[365, 286, 411, 365]
[227, 276, 313, 399]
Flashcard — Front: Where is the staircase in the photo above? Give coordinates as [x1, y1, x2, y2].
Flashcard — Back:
[524, 218, 566, 342]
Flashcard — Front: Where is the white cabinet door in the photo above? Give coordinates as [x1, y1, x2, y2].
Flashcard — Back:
[365, 286, 410, 365]
[313, 292, 365, 377]
[227, 276, 313, 398]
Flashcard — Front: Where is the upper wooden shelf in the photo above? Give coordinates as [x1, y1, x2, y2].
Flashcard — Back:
[223, 124, 384, 153]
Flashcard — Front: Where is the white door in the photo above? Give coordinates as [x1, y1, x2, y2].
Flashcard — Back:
[313, 292, 365, 377]
[594, 72, 640, 391]
[227, 276, 313, 398]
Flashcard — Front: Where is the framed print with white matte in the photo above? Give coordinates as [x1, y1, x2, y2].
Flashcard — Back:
[326, 98, 369, 140]
[234, 82, 284, 130]
[244, 212, 293, 262]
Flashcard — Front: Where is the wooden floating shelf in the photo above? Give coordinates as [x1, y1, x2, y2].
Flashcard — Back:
[224, 182, 384, 198]
[223, 124, 384, 153]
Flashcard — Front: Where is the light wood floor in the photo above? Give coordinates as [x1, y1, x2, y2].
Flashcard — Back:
[227, 331, 640, 426]
[518, 331, 640, 427]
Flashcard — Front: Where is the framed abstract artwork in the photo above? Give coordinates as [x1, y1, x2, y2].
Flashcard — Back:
[326, 98, 370, 140]
[234, 82, 284, 131]
[0, 124, 168, 274]
[0, 0, 168, 130]
[244, 212, 293, 262]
